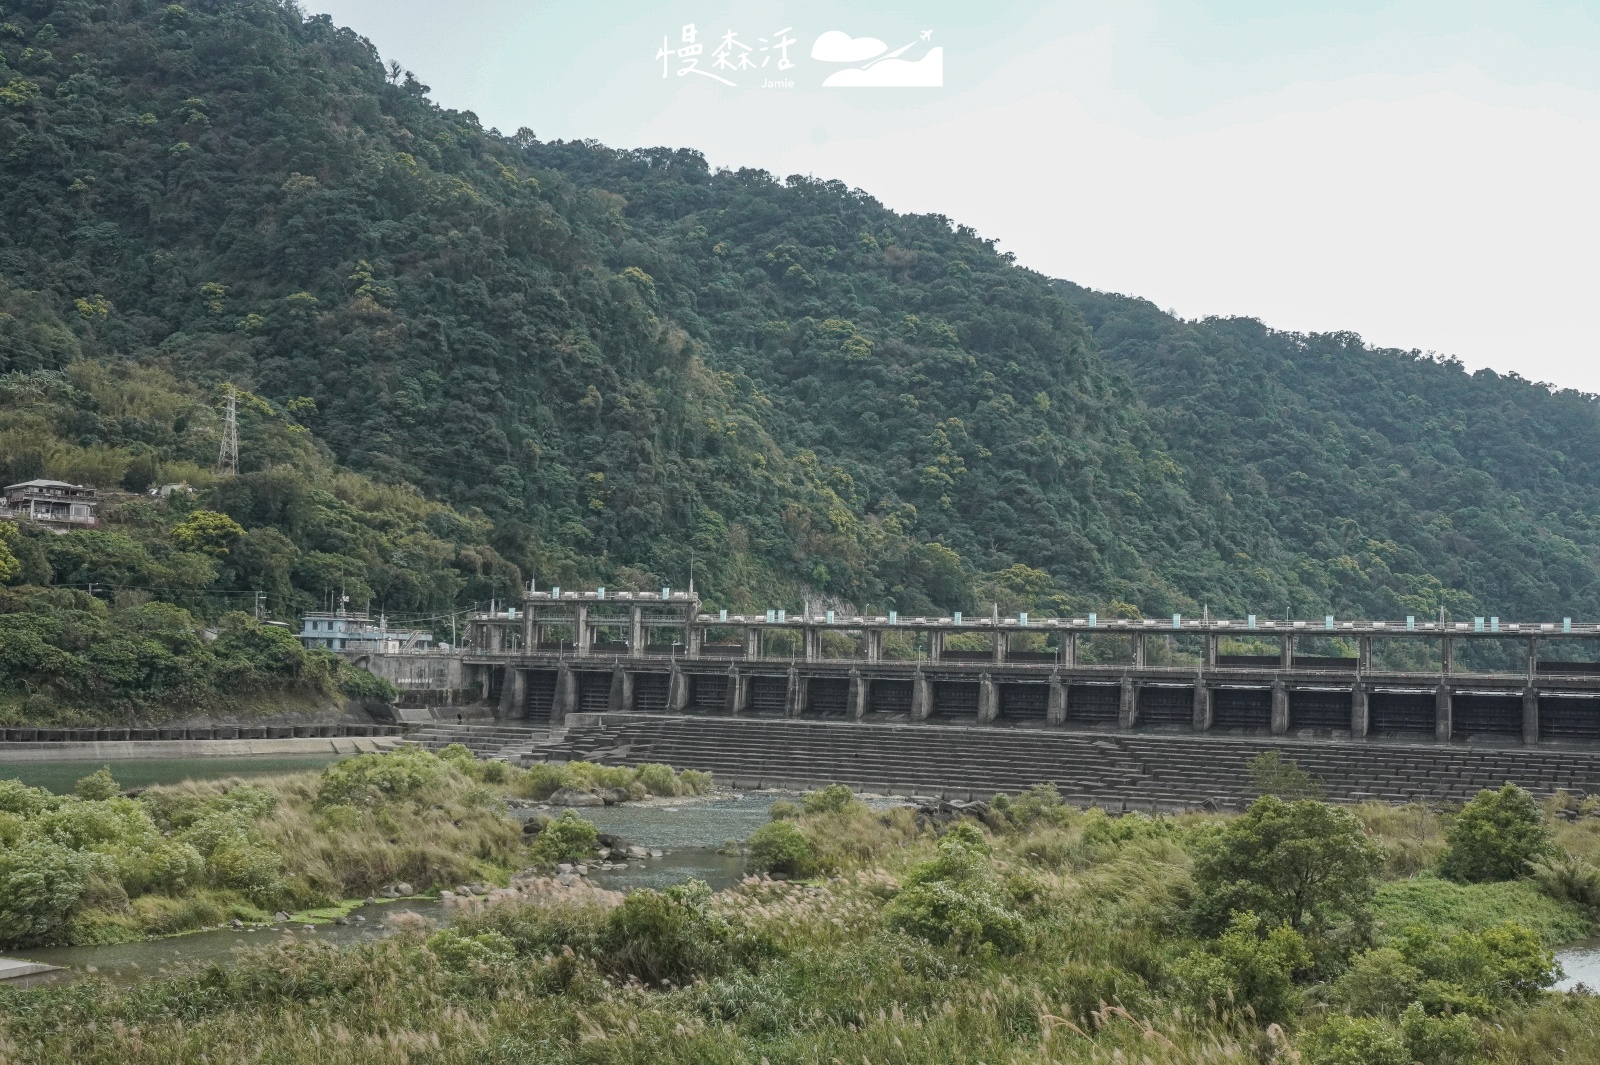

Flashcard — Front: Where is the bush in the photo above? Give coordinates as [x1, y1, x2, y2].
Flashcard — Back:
[0, 838, 100, 944]
[884, 822, 1026, 954]
[315, 747, 447, 808]
[1400, 1003, 1480, 1065]
[1249, 750, 1326, 801]
[802, 783, 859, 815]
[426, 928, 518, 970]
[1333, 947, 1421, 1018]
[1300, 1016, 1409, 1065]
[768, 800, 801, 821]
[339, 664, 398, 700]
[1440, 783, 1556, 883]
[746, 820, 811, 877]
[73, 766, 120, 801]
[599, 879, 752, 985]
[528, 810, 598, 865]
[1531, 853, 1600, 913]
[207, 840, 286, 908]
[1393, 920, 1559, 1010]
[635, 763, 682, 797]
[1175, 911, 1311, 1024]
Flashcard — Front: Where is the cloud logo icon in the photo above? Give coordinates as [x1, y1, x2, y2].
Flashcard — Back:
[822, 47, 943, 87]
[811, 31, 888, 63]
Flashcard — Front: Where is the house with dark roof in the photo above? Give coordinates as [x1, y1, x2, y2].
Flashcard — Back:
[1, 479, 99, 532]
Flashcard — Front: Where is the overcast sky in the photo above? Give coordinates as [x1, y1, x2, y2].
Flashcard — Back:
[303, 1, 1600, 393]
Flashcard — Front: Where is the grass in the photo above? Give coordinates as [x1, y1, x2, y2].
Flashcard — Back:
[7, 773, 1600, 1063]
[1372, 876, 1591, 945]
[0, 748, 716, 950]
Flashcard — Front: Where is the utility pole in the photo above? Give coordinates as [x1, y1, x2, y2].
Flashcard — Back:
[216, 385, 239, 475]
[254, 590, 264, 620]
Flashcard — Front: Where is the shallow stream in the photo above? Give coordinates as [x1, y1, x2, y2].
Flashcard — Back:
[2, 756, 811, 985]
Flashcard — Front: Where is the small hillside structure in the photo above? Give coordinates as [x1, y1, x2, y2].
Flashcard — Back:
[0, 479, 98, 531]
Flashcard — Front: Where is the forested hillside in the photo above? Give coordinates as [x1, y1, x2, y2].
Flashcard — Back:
[1058, 284, 1600, 620]
[3, 0, 1600, 651]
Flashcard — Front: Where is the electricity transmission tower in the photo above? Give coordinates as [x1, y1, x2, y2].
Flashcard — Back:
[216, 385, 239, 475]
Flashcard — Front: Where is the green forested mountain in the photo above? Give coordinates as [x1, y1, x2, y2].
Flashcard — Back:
[1058, 285, 1600, 620]
[3, 0, 1600, 658]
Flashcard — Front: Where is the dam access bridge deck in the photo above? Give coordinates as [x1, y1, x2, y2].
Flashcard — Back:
[461, 589, 1600, 745]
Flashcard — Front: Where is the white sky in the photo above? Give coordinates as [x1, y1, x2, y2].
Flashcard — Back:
[304, 1, 1600, 393]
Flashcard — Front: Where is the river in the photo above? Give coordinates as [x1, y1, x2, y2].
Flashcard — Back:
[2, 756, 812, 985]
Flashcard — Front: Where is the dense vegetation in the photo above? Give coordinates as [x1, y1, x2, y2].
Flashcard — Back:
[8, 758, 1600, 1063]
[0, 745, 709, 947]
[1060, 284, 1600, 621]
[7, 0, 1600, 648]
[7, 0, 1600, 719]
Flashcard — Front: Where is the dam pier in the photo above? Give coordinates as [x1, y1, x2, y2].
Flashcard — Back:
[461, 589, 1600, 745]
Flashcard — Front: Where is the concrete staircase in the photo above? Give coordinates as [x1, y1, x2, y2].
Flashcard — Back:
[405, 724, 553, 763]
[530, 714, 1600, 811]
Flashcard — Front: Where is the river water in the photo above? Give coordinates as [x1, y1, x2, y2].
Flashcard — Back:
[10, 755, 1599, 995]
[2, 756, 811, 985]
[5, 755, 346, 794]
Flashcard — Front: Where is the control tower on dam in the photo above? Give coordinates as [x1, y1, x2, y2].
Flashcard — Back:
[459, 589, 1600, 746]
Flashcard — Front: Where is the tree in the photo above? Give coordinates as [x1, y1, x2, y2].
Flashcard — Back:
[1439, 783, 1554, 883]
[0, 522, 20, 584]
[171, 510, 246, 557]
[1249, 750, 1326, 801]
[1191, 795, 1383, 940]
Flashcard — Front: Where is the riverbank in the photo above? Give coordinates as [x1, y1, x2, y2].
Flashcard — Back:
[0, 735, 402, 763]
[4, 775, 1600, 1064]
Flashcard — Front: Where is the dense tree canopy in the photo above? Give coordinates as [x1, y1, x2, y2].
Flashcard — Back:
[3, 0, 1600, 643]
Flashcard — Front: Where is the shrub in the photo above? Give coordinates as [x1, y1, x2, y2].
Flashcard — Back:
[1531, 853, 1600, 913]
[1174, 911, 1311, 1024]
[1191, 795, 1383, 942]
[314, 747, 447, 808]
[0, 778, 57, 817]
[1440, 783, 1556, 883]
[0, 838, 100, 944]
[1399, 1002, 1479, 1065]
[635, 763, 682, 797]
[207, 840, 286, 908]
[767, 800, 801, 821]
[1300, 1016, 1409, 1065]
[1002, 783, 1071, 830]
[1332, 947, 1421, 1018]
[599, 879, 749, 985]
[679, 769, 713, 794]
[746, 820, 811, 877]
[516, 763, 566, 800]
[120, 839, 206, 896]
[426, 928, 518, 970]
[339, 665, 398, 700]
[884, 822, 1026, 954]
[73, 766, 120, 801]
[1393, 920, 1559, 1011]
[802, 783, 859, 815]
[528, 810, 598, 865]
[1249, 750, 1326, 801]
[436, 743, 476, 767]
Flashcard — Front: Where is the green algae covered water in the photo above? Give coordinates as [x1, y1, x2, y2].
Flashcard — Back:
[1, 754, 346, 794]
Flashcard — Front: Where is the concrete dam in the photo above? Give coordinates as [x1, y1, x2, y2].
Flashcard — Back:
[440, 589, 1600, 806]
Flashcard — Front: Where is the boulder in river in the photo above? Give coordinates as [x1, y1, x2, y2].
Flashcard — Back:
[549, 787, 605, 807]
